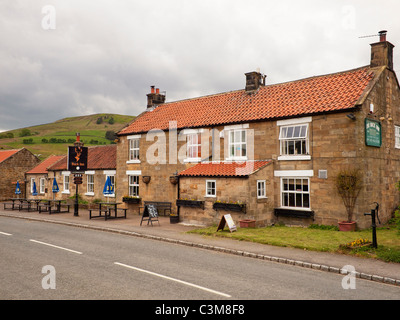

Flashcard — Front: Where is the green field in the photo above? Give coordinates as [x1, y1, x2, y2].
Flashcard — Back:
[0, 113, 135, 159]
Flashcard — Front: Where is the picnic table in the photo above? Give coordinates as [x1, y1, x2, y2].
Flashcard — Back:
[4, 198, 41, 211]
[38, 200, 70, 214]
[89, 202, 126, 220]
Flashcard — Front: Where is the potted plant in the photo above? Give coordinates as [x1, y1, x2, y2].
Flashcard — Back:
[122, 195, 141, 204]
[170, 213, 179, 224]
[335, 169, 363, 231]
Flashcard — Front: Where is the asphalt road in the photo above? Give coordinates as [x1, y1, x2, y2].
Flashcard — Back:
[1, 216, 399, 301]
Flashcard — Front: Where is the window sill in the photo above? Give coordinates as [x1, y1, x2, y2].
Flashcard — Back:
[127, 160, 141, 164]
[62, 191, 70, 194]
[278, 155, 311, 161]
[85, 192, 94, 196]
[184, 158, 201, 163]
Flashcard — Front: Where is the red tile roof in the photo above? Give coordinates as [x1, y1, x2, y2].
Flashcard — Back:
[119, 66, 379, 135]
[47, 145, 117, 171]
[178, 160, 272, 177]
[26, 155, 64, 174]
[0, 149, 20, 163]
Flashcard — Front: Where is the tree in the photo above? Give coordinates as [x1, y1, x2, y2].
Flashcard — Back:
[19, 128, 31, 137]
[105, 130, 117, 141]
[335, 168, 363, 222]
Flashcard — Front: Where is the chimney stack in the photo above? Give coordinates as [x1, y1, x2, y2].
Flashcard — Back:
[147, 85, 166, 110]
[245, 70, 266, 93]
[370, 30, 394, 70]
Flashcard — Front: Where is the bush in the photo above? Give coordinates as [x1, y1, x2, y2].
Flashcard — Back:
[22, 138, 34, 144]
[19, 128, 31, 137]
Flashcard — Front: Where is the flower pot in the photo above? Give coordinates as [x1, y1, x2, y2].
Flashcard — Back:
[338, 221, 356, 232]
[142, 176, 151, 184]
[213, 202, 246, 213]
[170, 215, 179, 224]
[122, 197, 141, 204]
[169, 176, 179, 185]
[239, 219, 256, 228]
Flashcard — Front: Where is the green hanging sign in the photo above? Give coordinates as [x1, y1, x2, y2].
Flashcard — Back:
[365, 118, 382, 147]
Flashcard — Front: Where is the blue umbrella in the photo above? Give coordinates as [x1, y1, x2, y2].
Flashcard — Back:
[103, 176, 114, 195]
[52, 178, 59, 193]
[32, 181, 38, 196]
[15, 181, 21, 196]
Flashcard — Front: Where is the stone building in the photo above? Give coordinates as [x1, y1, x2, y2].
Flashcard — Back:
[25, 155, 65, 199]
[46, 145, 117, 203]
[116, 31, 400, 229]
[0, 148, 40, 200]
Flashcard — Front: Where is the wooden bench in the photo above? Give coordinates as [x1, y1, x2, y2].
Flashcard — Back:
[89, 202, 126, 220]
[39, 203, 70, 214]
[139, 201, 171, 216]
[3, 202, 18, 210]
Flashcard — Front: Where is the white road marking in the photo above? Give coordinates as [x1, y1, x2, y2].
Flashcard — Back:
[0, 231, 12, 236]
[114, 262, 231, 298]
[29, 239, 83, 255]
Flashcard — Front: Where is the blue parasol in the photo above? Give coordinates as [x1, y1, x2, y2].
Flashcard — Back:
[32, 181, 38, 196]
[15, 181, 21, 196]
[52, 177, 59, 193]
[103, 176, 114, 203]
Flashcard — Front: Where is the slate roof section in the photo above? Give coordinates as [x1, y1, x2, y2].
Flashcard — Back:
[178, 160, 272, 177]
[26, 155, 64, 174]
[47, 145, 117, 171]
[119, 66, 380, 135]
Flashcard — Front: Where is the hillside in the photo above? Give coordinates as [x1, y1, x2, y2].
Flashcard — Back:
[0, 113, 135, 160]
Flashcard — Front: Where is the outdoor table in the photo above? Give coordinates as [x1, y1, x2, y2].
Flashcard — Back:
[25, 198, 43, 211]
[38, 200, 69, 214]
[89, 202, 126, 220]
[7, 198, 26, 210]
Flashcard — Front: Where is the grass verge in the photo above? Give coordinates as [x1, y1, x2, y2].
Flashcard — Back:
[187, 223, 400, 263]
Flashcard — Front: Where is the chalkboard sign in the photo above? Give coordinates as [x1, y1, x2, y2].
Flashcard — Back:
[217, 214, 237, 233]
[147, 204, 158, 218]
[140, 204, 159, 226]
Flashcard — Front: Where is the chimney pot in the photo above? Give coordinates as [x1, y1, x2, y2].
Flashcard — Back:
[156, 88, 160, 94]
[379, 30, 387, 42]
[151, 86, 155, 94]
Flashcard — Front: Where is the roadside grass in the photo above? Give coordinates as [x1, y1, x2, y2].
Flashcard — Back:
[187, 223, 400, 263]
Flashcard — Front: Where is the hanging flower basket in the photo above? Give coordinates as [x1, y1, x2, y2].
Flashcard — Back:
[176, 199, 205, 209]
[169, 175, 179, 185]
[213, 202, 246, 213]
[122, 196, 141, 204]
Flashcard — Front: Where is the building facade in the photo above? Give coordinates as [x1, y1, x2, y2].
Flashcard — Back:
[115, 32, 400, 229]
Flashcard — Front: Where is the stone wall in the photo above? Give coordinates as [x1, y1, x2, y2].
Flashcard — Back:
[0, 148, 40, 201]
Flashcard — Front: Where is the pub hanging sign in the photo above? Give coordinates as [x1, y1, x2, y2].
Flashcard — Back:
[68, 146, 88, 172]
[365, 118, 382, 147]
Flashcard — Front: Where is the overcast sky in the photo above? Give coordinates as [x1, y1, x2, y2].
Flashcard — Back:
[1, 0, 400, 131]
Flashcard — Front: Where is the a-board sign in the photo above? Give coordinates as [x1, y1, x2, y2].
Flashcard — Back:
[217, 214, 237, 232]
[68, 146, 88, 172]
[145, 204, 158, 218]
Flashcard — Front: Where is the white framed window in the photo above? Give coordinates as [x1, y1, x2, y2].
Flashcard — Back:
[281, 177, 310, 209]
[129, 175, 140, 197]
[30, 178, 35, 194]
[228, 129, 247, 160]
[39, 178, 46, 194]
[62, 172, 70, 194]
[279, 124, 308, 155]
[277, 117, 311, 160]
[206, 180, 216, 197]
[127, 135, 140, 163]
[395, 125, 400, 149]
[257, 180, 266, 199]
[86, 174, 94, 195]
[187, 133, 202, 161]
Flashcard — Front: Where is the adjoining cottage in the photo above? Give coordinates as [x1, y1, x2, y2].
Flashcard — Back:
[0, 148, 40, 201]
[25, 155, 65, 200]
[46, 145, 117, 203]
[116, 31, 400, 229]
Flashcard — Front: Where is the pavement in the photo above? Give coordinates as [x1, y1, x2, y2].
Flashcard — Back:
[1, 206, 399, 287]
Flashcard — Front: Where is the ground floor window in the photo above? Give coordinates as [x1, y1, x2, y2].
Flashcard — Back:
[281, 177, 310, 209]
[87, 174, 94, 194]
[129, 175, 139, 197]
[257, 180, 266, 198]
[206, 180, 216, 197]
[40, 178, 46, 194]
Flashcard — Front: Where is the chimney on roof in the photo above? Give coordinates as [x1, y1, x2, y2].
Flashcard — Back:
[370, 30, 394, 70]
[147, 85, 166, 110]
[245, 70, 266, 93]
